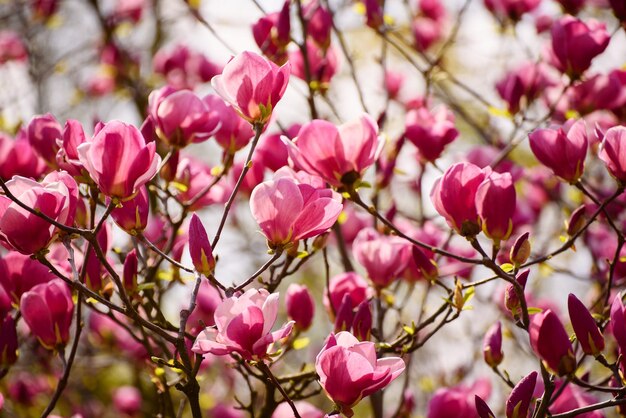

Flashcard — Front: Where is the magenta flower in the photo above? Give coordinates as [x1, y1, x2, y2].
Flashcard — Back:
[475, 396, 496, 418]
[123, 249, 138, 293]
[506, 371, 537, 418]
[352, 301, 372, 341]
[78, 120, 160, 200]
[304, 2, 332, 50]
[484, 0, 540, 23]
[599, 126, 626, 183]
[567, 294, 604, 356]
[56, 119, 88, 177]
[204, 95, 255, 153]
[315, 331, 405, 417]
[171, 156, 232, 210]
[250, 177, 343, 249]
[550, 16, 610, 78]
[289, 41, 339, 93]
[0, 132, 47, 180]
[191, 288, 294, 361]
[26, 113, 62, 167]
[113, 386, 142, 416]
[20, 278, 74, 350]
[0, 174, 77, 254]
[0, 251, 55, 304]
[252, 0, 291, 65]
[352, 228, 411, 288]
[529, 309, 576, 376]
[151, 89, 220, 148]
[286, 283, 315, 331]
[285, 115, 382, 188]
[610, 296, 626, 353]
[496, 62, 557, 114]
[528, 119, 587, 183]
[188, 213, 216, 277]
[211, 51, 290, 125]
[483, 321, 503, 368]
[427, 378, 491, 418]
[0, 31, 27, 64]
[111, 186, 149, 235]
[325, 272, 371, 319]
[430, 162, 490, 237]
[272, 401, 323, 418]
[475, 172, 516, 243]
[404, 106, 458, 163]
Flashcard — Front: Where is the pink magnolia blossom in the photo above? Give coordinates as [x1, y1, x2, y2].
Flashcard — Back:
[285, 115, 382, 188]
[250, 177, 343, 249]
[272, 401, 323, 418]
[325, 272, 371, 319]
[427, 378, 491, 418]
[496, 62, 558, 114]
[506, 371, 537, 418]
[528, 119, 587, 183]
[286, 283, 315, 331]
[26, 113, 62, 167]
[20, 278, 74, 350]
[568, 293, 604, 356]
[112, 386, 142, 416]
[192, 288, 294, 361]
[153, 44, 222, 90]
[204, 95, 255, 153]
[170, 156, 231, 210]
[412, 16, 444, 51]
[484, 0, 540, 23]
[289, 41, 339, 93]
[151, 89, 220, 147]
[304, 1, 332, 49]
[0, 132, 47, 180]
[315, 331, 405, 417]
[549, 16, 610, 78]
[529, 309, 576, 376]
[483, 321, 503, 367]
[110, 186, 149, 234]
[431, 162, 490, 237]
[404, 106, 458, 163]
[0, 251, 55, 304]
[352, 228, 411, 288]
[0, 174, 77, 254]
[56, 119, 88, 177]
[78, 120, 160, 200]
[211, 51, 290, 124]
[475, 172, 516, 243]
[252, 0, 291, 65]
[599, 126, 626, 182]
[0, 31, 27, 64]
[550, 381, 603, 418]
[188, 213, 216, 277]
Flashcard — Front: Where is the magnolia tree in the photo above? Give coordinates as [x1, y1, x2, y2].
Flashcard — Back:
[1, 0, 626, 417]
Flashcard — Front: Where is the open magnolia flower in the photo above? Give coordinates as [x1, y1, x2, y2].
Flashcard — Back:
[315, 331, 405, 417]
[192, 288, 293, 361]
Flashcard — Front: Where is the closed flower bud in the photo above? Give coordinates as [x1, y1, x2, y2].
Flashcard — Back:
[566, 205, 587, 236]
[505, 269, 529, 316]
[475, 395, 496, 418]
[334, 294, 354, 333]
[188, 213, 215, 277]
[286, 283, 315, 331]
[568, 293, 604, 356]
[0, 315, 18, 366]
[505, 371, 537, 418]
[529, 309, 576, 376]
[408, 244, 439, 282]
[528, 119, 587, 184]
[510, 232, 530, 266]
[483, 321, 503, 367]
[610, 296, 626, 353]
[123, 250, 138, 294]
[352, 300, 372, 341]
[20, 279, 74, 350]
[476, 172, 516, 244]
[111, 187, 149, 235]
[26, 113, 62, 166]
